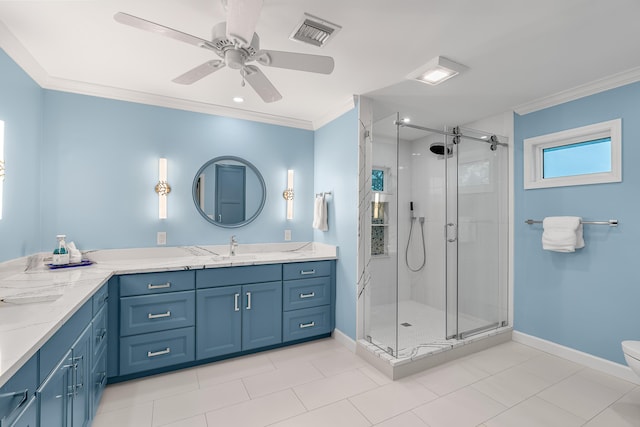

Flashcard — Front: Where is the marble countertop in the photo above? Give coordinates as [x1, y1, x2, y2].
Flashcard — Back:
[0, 242, 337, 388]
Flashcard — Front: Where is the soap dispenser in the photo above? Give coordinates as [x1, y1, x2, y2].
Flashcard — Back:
[53, 235, 70, 265]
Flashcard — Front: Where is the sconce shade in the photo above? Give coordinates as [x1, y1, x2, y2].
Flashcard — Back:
[156, 158, 170, 219]
[283, 169, 294, 220]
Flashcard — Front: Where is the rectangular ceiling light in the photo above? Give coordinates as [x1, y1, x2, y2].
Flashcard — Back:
[290, 13, 341, 48]
[408, 56, 468, 86]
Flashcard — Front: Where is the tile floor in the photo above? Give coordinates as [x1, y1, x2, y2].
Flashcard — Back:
[93, 338, 640, 426]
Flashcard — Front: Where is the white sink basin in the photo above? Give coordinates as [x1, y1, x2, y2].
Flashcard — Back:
[218, 254, 257, 261]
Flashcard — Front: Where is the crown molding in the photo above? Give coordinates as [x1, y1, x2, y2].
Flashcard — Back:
[0, 21, 48, 86]
[313, 95, 357, 129]
[514, 66, 640, 115]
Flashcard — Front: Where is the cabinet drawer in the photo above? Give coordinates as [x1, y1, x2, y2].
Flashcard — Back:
[120, 271, 195, 297]
[0, 354, 37, 425]
[91, 348, 107, 418]
[92, 284, 109, 315]
[120, 291, 195, 336]
[92, 304, 108, 359]
[283, 277, 331, 311]
[283, 306, 331, 342]
[283, 261, 332, 280]
[197, 264, 281, 288]
[119, 327, 195, 376]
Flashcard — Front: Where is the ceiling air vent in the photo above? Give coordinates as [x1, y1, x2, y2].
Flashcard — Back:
[289, 13, 341, 48]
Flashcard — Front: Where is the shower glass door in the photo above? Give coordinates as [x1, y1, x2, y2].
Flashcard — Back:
[362, 112, 399, 356]
[447, 126, 509, 339]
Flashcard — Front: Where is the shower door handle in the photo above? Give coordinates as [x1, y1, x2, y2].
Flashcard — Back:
[445, 223, 457, 242]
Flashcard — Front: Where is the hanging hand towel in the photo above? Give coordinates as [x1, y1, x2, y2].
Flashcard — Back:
[312, 194, 328, 231]
[542, 216, 584, 252]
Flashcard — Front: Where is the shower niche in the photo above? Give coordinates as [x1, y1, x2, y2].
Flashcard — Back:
[357, 111, 511, 379]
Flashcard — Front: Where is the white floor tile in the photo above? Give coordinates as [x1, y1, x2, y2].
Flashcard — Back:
[92, 401, 153, 427]
[412, 358, 490, 396]
[471, 364, 551, 407]
[97, 368, 199, 414]
[205, 389, 306, 427]
[270, 400, 372, 427]
[349, 379, 438, 424]
[537, 368, 636, 420]
[484, 396, 584, 427]
[309, 349, 368, 377]
[158, 414, 207, 427]
[373, 411, 429, 427]
[413, 386, 507, 427]
[516, 353, 583, 384]
[461, 341, 542, 375]
[294, 369, 378, 410]
[241, 361, 324, 398]
[266, 338, 346, 368]
[152, 379, 249, 426]
[583, 386, 640, 426]
[358, 365, 394, 386]
[196, 353, 275, 389]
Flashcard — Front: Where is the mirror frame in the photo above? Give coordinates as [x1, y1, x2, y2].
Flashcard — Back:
[192, 155, 267, 228]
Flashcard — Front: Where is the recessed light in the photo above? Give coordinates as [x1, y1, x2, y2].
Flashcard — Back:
[233, 96, 244, 103]
[481, 135, 489, 140]
[407, 56, 468, 86]
[402, 117, 411, 123]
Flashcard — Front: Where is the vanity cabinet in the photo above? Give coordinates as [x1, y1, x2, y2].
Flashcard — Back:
[196, 265, 282, 360]
[117, 271, 196, 376]
[282, 261, 334, 342]
[0, 354, 37, 427]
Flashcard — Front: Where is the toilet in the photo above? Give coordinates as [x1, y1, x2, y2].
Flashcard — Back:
[622, 341, 640, 377]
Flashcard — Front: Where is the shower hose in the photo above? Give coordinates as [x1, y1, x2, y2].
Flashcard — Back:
[406, 217, 426, 272]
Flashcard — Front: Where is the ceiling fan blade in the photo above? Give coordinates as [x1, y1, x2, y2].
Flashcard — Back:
[114, 12, 214, 50]
[225, 0, 263, 46]
[254, 50, 334, 74]
[172, 60, 226, 85]
[243, 65, 282, 103]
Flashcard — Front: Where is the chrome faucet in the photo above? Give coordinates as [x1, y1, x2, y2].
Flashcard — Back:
[229, 235, 238, 256]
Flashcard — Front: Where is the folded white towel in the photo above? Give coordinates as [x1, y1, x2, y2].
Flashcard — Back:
[312, 195, 328, 231]
[542, 216, 584, 252]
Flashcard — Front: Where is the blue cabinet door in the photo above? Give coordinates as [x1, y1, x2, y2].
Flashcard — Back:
[196, 286, 242, 359]
[242, 282, 282, 351]
[7, 396, 37, 427]
[38, 349, 72, 427]
[71, 325, 92, 427]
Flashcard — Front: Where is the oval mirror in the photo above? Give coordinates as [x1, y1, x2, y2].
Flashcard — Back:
[192, 156, 266, 228]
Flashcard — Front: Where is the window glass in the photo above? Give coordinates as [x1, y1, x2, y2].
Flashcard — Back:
[543, 137, 611, 179]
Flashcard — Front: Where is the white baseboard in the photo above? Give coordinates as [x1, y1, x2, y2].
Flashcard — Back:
[332, 328, 357, 353]
[512, 331, 640, 385]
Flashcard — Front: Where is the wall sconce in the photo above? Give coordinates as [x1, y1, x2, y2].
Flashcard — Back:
[282, 169, 294, 220]
[155, 158, 171, 219]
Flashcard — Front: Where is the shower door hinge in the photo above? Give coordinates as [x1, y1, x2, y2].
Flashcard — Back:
[452, 126, 461, 145]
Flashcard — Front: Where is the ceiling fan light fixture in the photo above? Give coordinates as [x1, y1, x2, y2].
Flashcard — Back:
[408, 56, 468, 86]
[290, 13, 341, 48]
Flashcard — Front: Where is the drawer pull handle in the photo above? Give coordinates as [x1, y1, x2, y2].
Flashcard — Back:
[299, 292, 315, 299]
[0, 389, 28, 418]
[148, 311, 171, 319]
[234, 293, 240, 312]
[147, 348, 171, 357]
[300, 269, 316, 275]
[299, 321, 315, 329]
[148, 282, 171, 290]
[246, 292, 252, 310]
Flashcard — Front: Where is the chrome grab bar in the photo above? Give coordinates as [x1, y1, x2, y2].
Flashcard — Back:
[147, 348, 170, 358]
[148, 311, 171, 320]
[148, 282, 171, 290]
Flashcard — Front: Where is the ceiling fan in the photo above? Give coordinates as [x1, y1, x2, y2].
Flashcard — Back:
[114, 0, 335, 103]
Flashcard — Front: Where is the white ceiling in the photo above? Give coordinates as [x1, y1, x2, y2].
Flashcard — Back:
[1, 0, 640, 130]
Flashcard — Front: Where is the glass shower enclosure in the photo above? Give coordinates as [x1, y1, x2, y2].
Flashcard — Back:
[362, 113, 509, 359]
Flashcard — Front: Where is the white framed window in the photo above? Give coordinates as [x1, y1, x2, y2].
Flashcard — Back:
[523, 119, 621, 189]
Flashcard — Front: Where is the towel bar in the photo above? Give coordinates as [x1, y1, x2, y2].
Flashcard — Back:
[315, 191, 332, 197]
[525, 219, 618, 227]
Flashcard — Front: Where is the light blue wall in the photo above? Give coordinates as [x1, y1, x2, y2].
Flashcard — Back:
[314, 107, 359, 339]
[0, 50, 43, 261]
[514, 81, 640, 364]
[39, 90, 315, 251]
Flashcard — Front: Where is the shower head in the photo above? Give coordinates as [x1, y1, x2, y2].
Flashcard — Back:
[429, 142, 452, 157]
